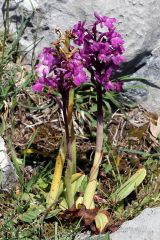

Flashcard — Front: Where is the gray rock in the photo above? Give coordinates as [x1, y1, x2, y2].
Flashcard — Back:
[0, 136, 18, 190]
[110, 207, 160, 240]
[1, 0, 160, 112]
[75, 208, 160, 240]
[119, 45, 160, 113]
[0, 0, 160, 63]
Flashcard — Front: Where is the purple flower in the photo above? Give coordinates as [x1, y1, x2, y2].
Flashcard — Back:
[111, 37, 124, 49]
[33, 46, 87, 94]
[72, 21, 86, 46]
[73, 70, 87, 86]
[32, 82, 44, 92]
[112, 54, 125, 65]
[38, 47, 55, 67]
[35, 64, 50, 77]
[94, 12, 116, 29]
[33, 13, 125, 96]
[115, 81, 124, 92]
[105, 81, 115, 91]
[72, 13, 125, 92]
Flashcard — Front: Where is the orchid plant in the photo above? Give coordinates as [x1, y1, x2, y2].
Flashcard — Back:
[33, 31, 87, 208]
[72, 12, 125, 209]
[33, 13, 146, 232]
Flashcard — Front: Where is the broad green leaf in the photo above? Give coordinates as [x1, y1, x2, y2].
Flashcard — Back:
[103, 232, 111, 240]
[95, 212, 109, 233]
[59, 198, 68, 210]
[111, 168, 146, 203]
[19, 205, 45, 223]
[71, 174, 86, 196]
[90, 104, 97, 113]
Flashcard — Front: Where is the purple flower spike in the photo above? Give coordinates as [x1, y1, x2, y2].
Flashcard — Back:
[112, 54, 125, 66]
[33, 13, 125, 96]
[105, 80, 115, 91]
[72, 13, 125, 92]
[33, 45, 87, 94]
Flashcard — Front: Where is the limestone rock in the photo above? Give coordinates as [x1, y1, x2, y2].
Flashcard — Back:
[0, 0, 160, 62]
[120, 45, 160, 113]
[110, 208, 160, 240]
[0, 136, 18, 190]
[1, 0, 160, 112]
[75, 208, 160, 240]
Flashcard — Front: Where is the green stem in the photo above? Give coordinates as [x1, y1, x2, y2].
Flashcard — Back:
[95, 83, 103, 153]
[46, 89, 75, 207]
[69, 89, 76, 173]
[62, 91, 71, 161]
[63, 89, 75, 208]
[83, 83, 103, 209]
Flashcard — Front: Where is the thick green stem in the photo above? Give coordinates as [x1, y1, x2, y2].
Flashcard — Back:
[47, 89, 75, 207]
[62, 91, 71, 161]
[63, 89, 75, 208]
[83, 83, 103, 209]
[69, 89, 76, 173]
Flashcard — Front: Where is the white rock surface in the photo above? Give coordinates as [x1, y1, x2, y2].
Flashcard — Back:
[110, 208, 160, 240]
[120, 45, 160, 113]
[1, 1, 160, 112]
[0, 136, 18, 190]
[0, 0, 160, 62]
[75, 208, 160, 240]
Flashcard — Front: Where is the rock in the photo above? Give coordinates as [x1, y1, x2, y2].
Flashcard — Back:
[110, 208, 160, 240]
[119, 45, 160, 113]
[0, 1, 160, 112]
[75, 231, 91, 240]
[75, 208, 160, 240]
[0, 136, 18, 190]
[0, 0, 160, 64]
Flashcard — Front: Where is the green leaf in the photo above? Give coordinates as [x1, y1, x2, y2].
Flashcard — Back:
[79, 176, 88, 192]
[19, 229, 33, 238]
[59, 198, 68, 210]
[45, 209, 61, 219]
[95, 212, 109, 233]
[71, 174, 86, 196]
[111, 168, 146, 203]
[102, 163, 112, 174]
[90, 104, 97, 113]
[19, 205, 45, 223]
[83, 111, 97, 127]
[103, 232, 111, 240]
[36, 177, 48, 190]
